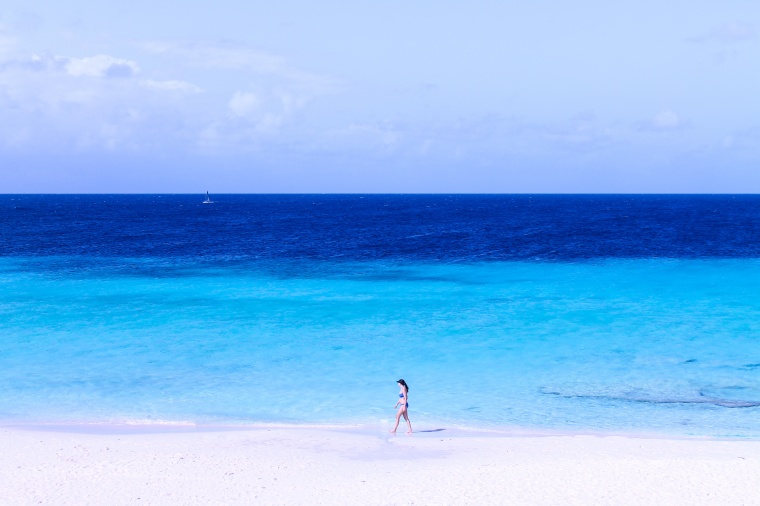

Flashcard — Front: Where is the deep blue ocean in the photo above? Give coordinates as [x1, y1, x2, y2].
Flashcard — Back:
[1, 195, 759, 437]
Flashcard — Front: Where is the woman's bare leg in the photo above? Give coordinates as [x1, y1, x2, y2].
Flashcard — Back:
[390, 409, 403, 433]
[402, 411, 412, 433]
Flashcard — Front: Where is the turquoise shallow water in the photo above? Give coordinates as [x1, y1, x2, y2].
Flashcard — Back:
[1, 257, 759, 437]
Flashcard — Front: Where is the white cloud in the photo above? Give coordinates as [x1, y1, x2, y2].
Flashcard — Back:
[196, 88, 318, 152]
[151, 42, 283, 73]
[137, 40, 339, 94]
[134, 40, 340, 149]
[65, 55, 139, 78]
[140, 79, 202, 93]
[0, 46, 204, 152]
[222, 89, 311, 136]
[0, 36, 335, 155]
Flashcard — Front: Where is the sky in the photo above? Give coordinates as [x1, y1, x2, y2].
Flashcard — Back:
[1, 1, 759, 192]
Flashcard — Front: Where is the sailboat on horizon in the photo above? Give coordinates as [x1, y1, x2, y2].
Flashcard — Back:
[203, 191, 214, 204]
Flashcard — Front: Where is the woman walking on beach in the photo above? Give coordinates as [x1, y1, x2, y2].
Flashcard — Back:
[391, 379, 412, 433]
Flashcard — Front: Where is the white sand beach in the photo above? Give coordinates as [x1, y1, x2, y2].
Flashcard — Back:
[1, 426, 759, 505]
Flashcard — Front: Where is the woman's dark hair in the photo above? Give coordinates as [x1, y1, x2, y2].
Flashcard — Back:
[397, 379, 409, 392]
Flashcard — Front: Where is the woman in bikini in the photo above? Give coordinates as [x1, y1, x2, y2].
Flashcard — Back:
[390, 378, 412, 433]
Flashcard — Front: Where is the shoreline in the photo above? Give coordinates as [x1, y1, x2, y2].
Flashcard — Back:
[3, 425, 760, 505]
[2, 419, 755, 441]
